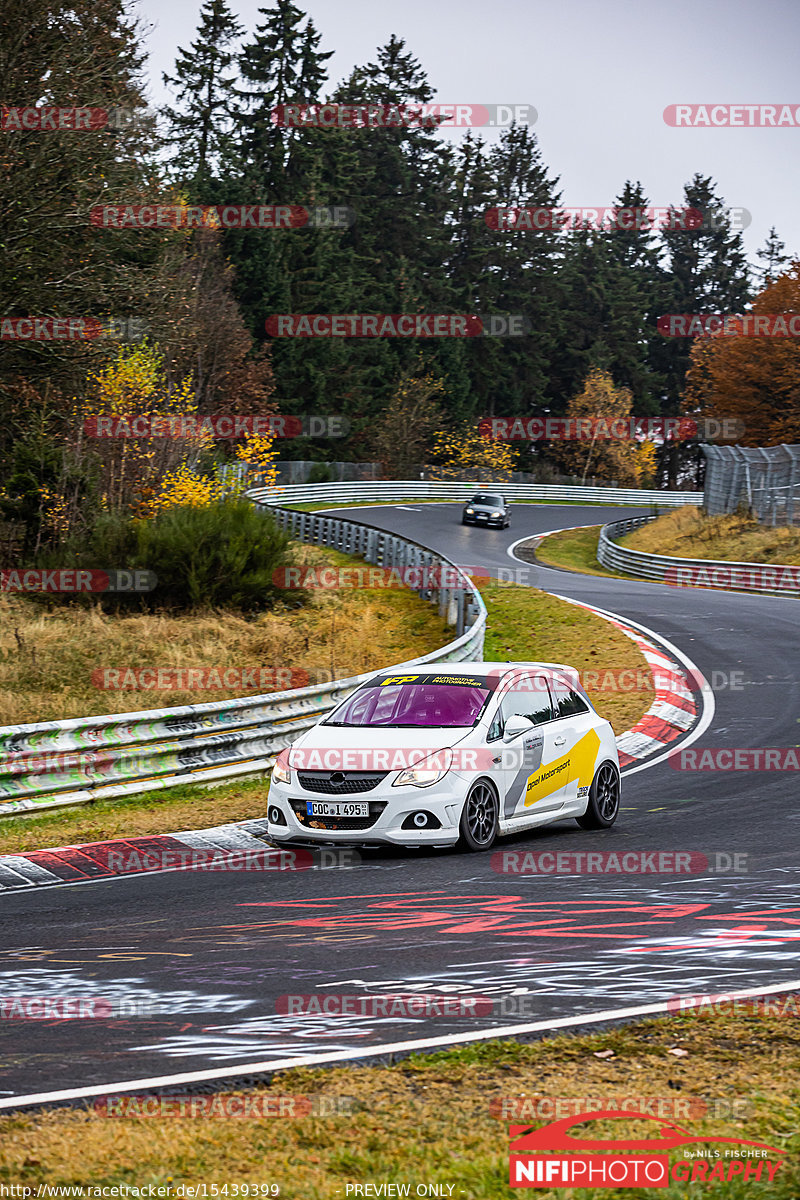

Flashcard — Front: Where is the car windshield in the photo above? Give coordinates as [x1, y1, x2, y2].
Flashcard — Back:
[471, 494, 503, 506]
[324, 673, 497, 727]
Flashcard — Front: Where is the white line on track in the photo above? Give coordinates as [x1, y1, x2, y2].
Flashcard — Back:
[2, 977, 798, 1111]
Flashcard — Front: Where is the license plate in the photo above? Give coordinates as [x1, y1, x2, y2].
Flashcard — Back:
[478, 513, 488, 520]
[306, 801, 369, 817]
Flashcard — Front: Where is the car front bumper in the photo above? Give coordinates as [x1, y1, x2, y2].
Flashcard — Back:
[266, 775, 472, 847]
[463, 513, 505, 526]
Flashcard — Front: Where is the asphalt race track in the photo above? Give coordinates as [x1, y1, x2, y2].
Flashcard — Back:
[2, 502, 799, 1106]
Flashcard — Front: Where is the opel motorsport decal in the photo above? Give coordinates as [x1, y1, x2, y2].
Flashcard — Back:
[524, 727, 601, 808]
[504, 727, 603, 815]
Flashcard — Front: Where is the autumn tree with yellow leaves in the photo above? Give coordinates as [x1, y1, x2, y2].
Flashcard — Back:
[367, 363, 446, 478]
[550, 368, 657, 487]
[429, 428, 517, 482]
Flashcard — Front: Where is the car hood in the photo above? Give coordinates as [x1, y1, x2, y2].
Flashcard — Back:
[465, 502, 503, 511]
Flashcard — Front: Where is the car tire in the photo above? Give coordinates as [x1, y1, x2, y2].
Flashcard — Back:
[576, 761, 621, 829]
[458, 780, 499, 851]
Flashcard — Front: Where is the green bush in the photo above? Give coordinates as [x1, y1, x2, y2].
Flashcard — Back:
[134, 500, 292, 611]
[306, 462, 334, 484]
[35, 501, 293, 613]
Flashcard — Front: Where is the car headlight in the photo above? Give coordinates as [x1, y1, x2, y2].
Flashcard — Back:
[393, 747, 453, 788]
[272, 747, 292, 786]
[492, 511, 502, 518]
[465, 507, 474, 514]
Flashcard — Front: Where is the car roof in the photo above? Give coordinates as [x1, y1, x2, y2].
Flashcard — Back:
[369, 661, 574, 678]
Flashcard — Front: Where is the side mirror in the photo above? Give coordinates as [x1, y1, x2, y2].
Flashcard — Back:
[503, 713, 530, 742]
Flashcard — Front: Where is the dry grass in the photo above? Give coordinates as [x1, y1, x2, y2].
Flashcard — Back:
[0, 1008, 796, 1197]
[624, 508, 800, 565]
[0, 545, 452, 727]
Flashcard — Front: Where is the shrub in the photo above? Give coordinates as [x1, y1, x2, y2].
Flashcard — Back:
[34, 501, 293, 613]
[134, 500, 292, 611]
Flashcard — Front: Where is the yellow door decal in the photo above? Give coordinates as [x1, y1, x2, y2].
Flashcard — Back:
[524, 728, 601, 807]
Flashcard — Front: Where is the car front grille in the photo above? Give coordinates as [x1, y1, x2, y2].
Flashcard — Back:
[297, 771, 388, 794]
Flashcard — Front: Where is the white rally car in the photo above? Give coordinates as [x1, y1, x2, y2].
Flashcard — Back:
[266, 662, 620, 851]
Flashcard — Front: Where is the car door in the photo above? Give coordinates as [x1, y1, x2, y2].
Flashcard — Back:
[489, 673, 567, 820]
[547, 673, 600, 810]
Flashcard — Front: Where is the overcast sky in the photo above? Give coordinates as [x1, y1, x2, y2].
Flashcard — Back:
[132, 0, 800, 274]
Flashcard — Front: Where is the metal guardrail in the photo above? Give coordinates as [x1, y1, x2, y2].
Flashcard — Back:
[598, 516, 800, 597]
[0, 508, 486, 816]
[247, 480, 702, 507]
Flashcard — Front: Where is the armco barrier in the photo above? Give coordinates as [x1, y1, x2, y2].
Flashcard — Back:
[245, 480, 702, 507]
[598, 515, 800, 597]
[0, 508, 485, 816]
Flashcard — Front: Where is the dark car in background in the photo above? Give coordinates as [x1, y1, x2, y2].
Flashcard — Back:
[461, 493, 511, 528]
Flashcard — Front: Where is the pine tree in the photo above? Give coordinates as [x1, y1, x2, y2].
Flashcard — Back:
[454, 123, 563, 421]
[162, 0, 245, 194]
[237, 0, 331, 191]
[653, 175, 751, 484]
[755, 226, 791, 288]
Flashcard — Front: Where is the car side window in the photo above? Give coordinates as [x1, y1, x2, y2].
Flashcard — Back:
[488, 675, 553, 739]
[549, 676, 590, 718]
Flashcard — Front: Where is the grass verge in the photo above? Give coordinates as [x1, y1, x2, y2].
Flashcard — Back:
[623, 508, 800, 564]
[0, 1006, 796, 1197]
[527, 526, 632, 580]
